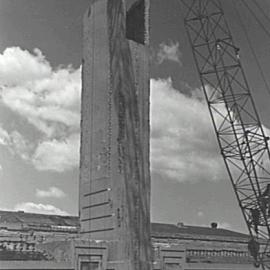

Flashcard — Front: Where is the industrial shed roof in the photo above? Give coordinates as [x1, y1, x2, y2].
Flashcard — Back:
[0, 210, 79, 228]
[0, 210, 249, 240]
[151, 222, 249, 239]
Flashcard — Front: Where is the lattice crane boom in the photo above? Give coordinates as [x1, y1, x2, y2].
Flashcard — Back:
[181, 0, 270, 268]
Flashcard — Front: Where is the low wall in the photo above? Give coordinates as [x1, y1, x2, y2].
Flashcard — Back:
[0, 261, 72, 270]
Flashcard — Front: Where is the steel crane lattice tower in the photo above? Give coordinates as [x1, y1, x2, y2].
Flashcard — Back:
[181, 0, 270, 268]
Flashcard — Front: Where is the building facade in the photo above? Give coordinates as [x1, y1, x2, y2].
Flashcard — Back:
[0, 210, 258, 270]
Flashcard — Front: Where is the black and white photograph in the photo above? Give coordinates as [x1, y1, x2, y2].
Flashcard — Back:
[0, 0, 270, 269]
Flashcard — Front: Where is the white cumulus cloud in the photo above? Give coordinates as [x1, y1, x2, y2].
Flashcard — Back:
[150, 78, 225, 183]
[36, 186, 66, 198]
[0, 47, 51, 86]
[1, 46, 269, 181]
[32, 133, 80, 172]
[14, 202, 69, 216]
[0, 47, 81, 138]
[0, 127, 34, 161]
[150, 78, 270, 184]
[9, 130, 33, 160]
[0, 47, 81, 173]
[0, 125, 10, 145]
[157, 41, 182, 65]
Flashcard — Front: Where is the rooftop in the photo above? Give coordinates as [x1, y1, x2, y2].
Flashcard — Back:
[0, 210, 78, 229]
[0, 210, 249, 241]
[151, 222, 249, 240]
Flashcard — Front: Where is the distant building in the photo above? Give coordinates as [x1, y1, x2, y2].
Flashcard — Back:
[0, 210, 257, 269]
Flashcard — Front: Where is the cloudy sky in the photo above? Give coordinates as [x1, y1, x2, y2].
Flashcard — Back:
[1, 0, 270, 233]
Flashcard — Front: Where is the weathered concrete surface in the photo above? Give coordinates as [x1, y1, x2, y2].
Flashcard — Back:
[80, 0, 113, 239]
[79, 0, 151, 269]
[107, 0, 151, 268]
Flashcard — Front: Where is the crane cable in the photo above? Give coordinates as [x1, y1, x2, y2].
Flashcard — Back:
[252, 0, 270, 27]
[235, 3, 270, 98]
[240, 0, 270, 41]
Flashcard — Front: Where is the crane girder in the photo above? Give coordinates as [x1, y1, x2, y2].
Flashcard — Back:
[181, 0, 270, 268]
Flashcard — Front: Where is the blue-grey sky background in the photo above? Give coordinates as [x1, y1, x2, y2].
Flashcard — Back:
[1, 0, 270, 233]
